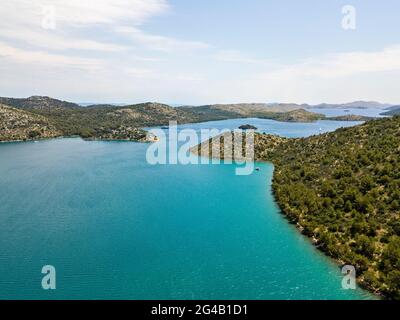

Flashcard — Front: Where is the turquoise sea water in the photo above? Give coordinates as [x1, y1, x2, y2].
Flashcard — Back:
[0, 119, 375, 299]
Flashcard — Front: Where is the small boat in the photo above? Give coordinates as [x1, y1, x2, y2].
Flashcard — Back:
[255, 167, 260, 171]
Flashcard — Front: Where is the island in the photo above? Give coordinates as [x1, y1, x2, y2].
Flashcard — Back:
[327, 115, 375, 121]
[239, 124, 258, 130]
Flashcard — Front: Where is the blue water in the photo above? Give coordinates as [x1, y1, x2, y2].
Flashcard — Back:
[307, 107, 386, 118]
[175, 118, 363, 138]
[0, 119, 375, 299]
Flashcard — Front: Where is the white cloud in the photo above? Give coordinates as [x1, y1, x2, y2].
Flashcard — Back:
[0, 0, 209, 63]
[0, 0, 211, 54]
[214, 50, 275, 66]
[1, 0, 168, 27]
[0, 0, 170, 52]
[115, 27, 210, 53]
[124, 67, 159, 78]
[209, 45, 400, 104]
[0, 27, 125, 52]
[51, 0, 168, 26]
[259, 45, 400, 80]
[123, 67, 203, 83]
[0, 42, 104, 71]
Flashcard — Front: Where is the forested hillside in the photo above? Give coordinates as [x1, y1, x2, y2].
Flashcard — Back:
[265, 116, 400, 299]
[181, 103, 326, 122]
[0, 104, 61, 141]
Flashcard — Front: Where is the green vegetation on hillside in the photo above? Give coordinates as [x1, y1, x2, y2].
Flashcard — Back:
[0, 97, 203, 141]
[23, 102, 202, 139]
[327, 114, 374, 121]
[268, 117, 400, 299]
[0, 96, 351, 142]
[181, 104, 326, 122]
[0, 96, 80, 110]
[0, 104, 61, 141]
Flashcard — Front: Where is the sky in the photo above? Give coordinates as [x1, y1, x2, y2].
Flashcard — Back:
[0, 0, 400, 105]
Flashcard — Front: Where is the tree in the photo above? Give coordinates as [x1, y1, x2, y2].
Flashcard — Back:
[355, 235, 375, 258]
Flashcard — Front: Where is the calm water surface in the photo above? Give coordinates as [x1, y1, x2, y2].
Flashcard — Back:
[0, 119, 375, 299]
[307, 107, 386, 118]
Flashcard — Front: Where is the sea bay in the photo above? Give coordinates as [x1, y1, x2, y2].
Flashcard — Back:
[0, 118, 375, 299]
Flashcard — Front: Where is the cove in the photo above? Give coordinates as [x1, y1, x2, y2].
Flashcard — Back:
[0, 119, 375, 299]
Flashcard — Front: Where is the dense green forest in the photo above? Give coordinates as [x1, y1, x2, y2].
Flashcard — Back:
[194, 116, 400, 299]
[265, 116, 400, 299]
[260, 117, 400, 299]
[0, 104, 61, 141]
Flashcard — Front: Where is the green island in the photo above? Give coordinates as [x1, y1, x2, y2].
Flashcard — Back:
[0, 96, 371, 142]
[192, 116, 400, 300]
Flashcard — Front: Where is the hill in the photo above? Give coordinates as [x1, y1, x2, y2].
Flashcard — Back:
[0, 96, 80, 110]
[313, 101, 392, 109]
[381, 106, 400, 116]
[0, 99, 202, 140]
[327, 114, 375, 121]
[0, 104, 61, 141]
[181, 104, 325, 122]
[193, 116, 400, 299]
[0, 96, 382, 142]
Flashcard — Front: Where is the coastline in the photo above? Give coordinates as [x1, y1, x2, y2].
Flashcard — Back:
[0, 133, 158, 144]
[269, 172, 382, 299]
[1, 108, 368, 145]
[189, 144, 380, 298]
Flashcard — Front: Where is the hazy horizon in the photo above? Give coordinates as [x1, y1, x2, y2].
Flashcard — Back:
[0, 94, 397, 108]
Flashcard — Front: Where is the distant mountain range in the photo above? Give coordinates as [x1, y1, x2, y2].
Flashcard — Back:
[182, 101, 394, 111]
[311, 101, 393, 109]
[0, 96, 393, 111]
[381, 105, 400, 116]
